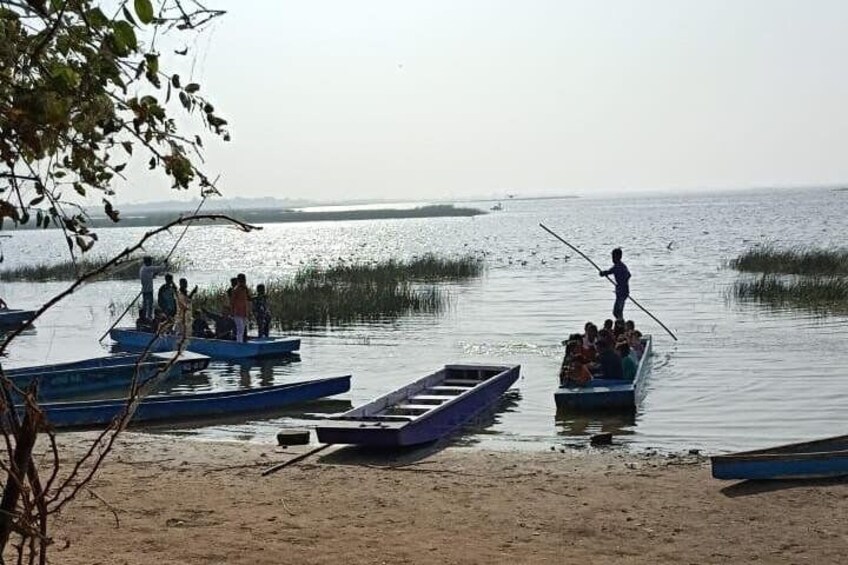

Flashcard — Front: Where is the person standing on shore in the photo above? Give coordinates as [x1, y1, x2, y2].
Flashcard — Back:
[598, 248, 630, 321]
[139, 256, 167, 320]
[230, 273, 251, 343]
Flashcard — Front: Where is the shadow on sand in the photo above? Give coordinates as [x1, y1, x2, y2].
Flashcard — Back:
[719, 476, 847, 498]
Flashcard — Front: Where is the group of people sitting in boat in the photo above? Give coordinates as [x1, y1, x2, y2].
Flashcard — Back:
[135, 257, 271, 342]
[559, 319, 644, 387]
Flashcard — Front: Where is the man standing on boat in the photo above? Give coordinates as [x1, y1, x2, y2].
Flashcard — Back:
[230, 273, 251, 343]
[599, 248, 630, 321]
[139, 256, 167, 321]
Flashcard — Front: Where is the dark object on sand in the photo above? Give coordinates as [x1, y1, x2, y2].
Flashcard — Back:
[591, 433, 613, 446]
[277, 429, 310, 446]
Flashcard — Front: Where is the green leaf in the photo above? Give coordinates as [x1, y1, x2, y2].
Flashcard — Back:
[121, 141, 133, 155]
[171, 74, 181, 89]
[103, 199, 120, 222]
[122, 6, 137, 26]
[113, 21, 138, 52]
[86, 8, 109, 28]
[134, 0, 155, 24]
[184, 83, 200, 94]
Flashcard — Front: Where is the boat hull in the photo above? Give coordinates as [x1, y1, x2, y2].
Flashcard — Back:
[109, 328, 300, 359]
[316, 364, 520, 447]
[711, 435, 848, 480]
[6, 351, 210, 400]
[36, 375, 351, 429]
[0, 309, 36, 329]
[554, 336, 652, 411]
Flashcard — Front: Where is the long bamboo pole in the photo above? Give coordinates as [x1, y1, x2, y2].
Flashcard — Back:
[540, 223, 678, 341]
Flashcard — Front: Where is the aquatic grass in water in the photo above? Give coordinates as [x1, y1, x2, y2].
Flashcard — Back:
[731, 276, 848, 315]
[0, 254, 182, 282]
[730, 246, 848, 276]
[295, 254, 484, 285]
[730, 246, 848, 315]
[194, 255, 480, 329]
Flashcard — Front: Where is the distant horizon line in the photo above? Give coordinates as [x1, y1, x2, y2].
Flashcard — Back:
[115, 183, 845, 209]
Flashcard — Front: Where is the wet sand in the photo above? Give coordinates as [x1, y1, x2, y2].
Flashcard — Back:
[49, 433, 846, 564]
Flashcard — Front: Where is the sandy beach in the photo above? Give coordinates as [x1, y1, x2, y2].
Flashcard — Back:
[41, 433, 847, 565]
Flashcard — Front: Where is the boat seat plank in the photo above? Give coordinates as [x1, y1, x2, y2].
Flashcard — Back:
[409, 395, 451, 403]
[341, 414, 415, 422]
[396, 404, 437, 411]
[442, 379, 482, 387]
[428, 386, 471, 393]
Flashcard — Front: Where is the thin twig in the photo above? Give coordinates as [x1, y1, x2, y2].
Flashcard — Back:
[85, 489, 120, 529]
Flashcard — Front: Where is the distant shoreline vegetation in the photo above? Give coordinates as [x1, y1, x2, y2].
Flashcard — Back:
[0, 254, 181, 282]
[1, 205, 486, 231]
[729, 246, 848, 315]
[193, 255, 484, 329]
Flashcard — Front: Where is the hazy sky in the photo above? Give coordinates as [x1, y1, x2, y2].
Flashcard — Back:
[123, 1, 848, 203]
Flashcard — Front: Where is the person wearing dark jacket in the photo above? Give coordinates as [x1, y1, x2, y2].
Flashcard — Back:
[594, 338, 624, 380]
[599, 247, 630, 321]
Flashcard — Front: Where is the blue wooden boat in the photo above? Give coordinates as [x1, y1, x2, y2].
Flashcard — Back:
[554, 336, 652, 411]
[109, 328, 300, 359]
[5, 351, 210, 400]
[711, 435, 848, 480]
[35, 375, 351, 429]
[0, 309, 36, 329]
[316, 364, 520, 447]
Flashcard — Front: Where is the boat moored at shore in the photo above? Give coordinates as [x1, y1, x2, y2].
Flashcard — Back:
[316, 364, 520, 447]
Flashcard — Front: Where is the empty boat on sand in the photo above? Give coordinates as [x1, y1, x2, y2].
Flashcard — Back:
[316, 364, 520, 447]
[711, 435, 848, 480]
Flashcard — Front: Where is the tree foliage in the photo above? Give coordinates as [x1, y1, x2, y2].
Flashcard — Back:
[0, 0, 228, 252]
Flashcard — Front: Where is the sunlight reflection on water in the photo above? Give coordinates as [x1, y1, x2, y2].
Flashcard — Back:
[1, 188, 846, 453]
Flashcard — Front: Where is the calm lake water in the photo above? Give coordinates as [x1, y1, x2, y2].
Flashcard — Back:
[1, 187, 846, 453]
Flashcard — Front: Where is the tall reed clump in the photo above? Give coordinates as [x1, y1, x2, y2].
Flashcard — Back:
[730, 246, 848, 315]
[730, 246, 848, 276]
[0, 254, 181, 282]
[193, 254, 483, 329]
[731, 276, 848, 315]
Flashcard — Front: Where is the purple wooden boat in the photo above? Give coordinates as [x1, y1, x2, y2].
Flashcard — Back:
[315, 364, 520, 447]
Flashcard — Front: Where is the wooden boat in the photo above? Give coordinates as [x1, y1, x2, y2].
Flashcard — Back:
[109, 328, 300, 359]
[6, 351, 210, 400]
[554, 336, 652, 411]
[711, 435, 848, 480]
[315, 364, 520, 447]
[35, 375, 351, 429]
[0, 308, 36, 329]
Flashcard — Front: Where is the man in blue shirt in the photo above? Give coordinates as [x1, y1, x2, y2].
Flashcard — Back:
[599, 248, 630, 321]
